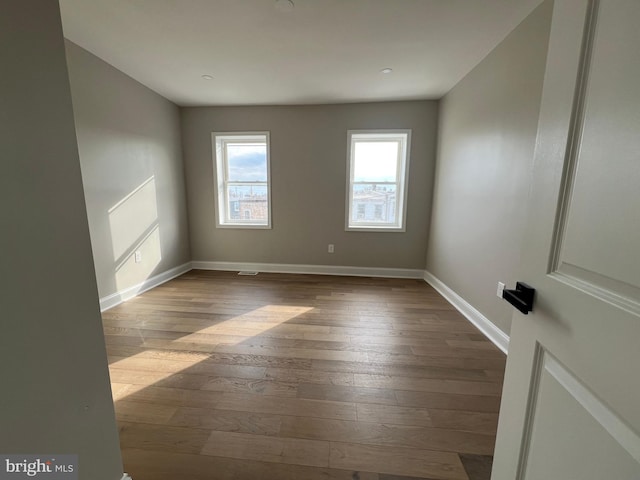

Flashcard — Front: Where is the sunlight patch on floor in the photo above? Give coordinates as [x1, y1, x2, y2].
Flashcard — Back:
[109, 305, 314, 401]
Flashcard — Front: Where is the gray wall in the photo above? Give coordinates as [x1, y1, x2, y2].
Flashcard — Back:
[426, 0, 553, 335]
[0, 2, 123, 479]
[66, 41, 190, 300]
[182, 102, 438, 269]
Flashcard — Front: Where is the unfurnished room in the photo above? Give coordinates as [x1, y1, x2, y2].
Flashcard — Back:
[2, 1, 639, 479]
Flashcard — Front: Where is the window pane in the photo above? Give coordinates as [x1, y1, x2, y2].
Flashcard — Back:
[227, 143, 267, 182]
[227, 185, 268, 222]
[351, 184, 397, 223]
[353, 141, 398, 182]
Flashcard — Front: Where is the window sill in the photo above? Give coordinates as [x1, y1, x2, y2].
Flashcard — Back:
[346, 225, 405, 232]
[216, 223, 272, 229]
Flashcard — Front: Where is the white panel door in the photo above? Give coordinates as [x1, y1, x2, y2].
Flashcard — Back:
[491, 0, 640, 478]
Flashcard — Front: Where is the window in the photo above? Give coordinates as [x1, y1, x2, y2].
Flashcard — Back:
[213, 132, 271, 228]
[346, 130, 410, 231]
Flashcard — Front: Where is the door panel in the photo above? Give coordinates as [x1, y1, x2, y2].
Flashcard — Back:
[555, 0, 640, 302]
[491, 1, 640, 478]
[524, 350, 640, 480]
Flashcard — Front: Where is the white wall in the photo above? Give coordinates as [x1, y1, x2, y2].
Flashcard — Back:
[426, 0, 553, 335]
[66, 41, 191, 302]
[0, 2, 123, 478]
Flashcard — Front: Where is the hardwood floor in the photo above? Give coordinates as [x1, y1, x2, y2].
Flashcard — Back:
[103, 270, 506, 480]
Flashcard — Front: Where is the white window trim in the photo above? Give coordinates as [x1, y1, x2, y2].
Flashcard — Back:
[345, 129, 411, 232]
[212, 131, 272, 229]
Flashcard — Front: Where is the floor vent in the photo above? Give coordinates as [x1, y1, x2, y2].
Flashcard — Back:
[238, 271, 259, 276]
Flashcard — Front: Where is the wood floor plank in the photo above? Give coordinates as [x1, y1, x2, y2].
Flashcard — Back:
[104, 316, 352, 342]
[311, 359, 501, 382]
[409, 345, 505, 359]
[215, 393, 357, 421]
[429, 410, 500, 435]
[265, 367, 355, 386]
[446, 340, 502, 351]
[111, 383, 223, 408]
[350, 335, 451, 347]
[201, 431, 330, 468]
[395, 390, 501, 413]
[329, 442, 468, 480]
[201, 376, 298, 397]
[356, 403, 433, 427]
[114, 400, 177, 425]
[279, 416, 496, 455]
[168, 407, 282, 435]
[109, 355, 268, 379]
[108, 367, 209, 390]
[107, 344, 314, 370]
[118, 421, 210, 455]
[243, 336, 414, 355]
[367, 353, 506, 371]
[353, 374, 502, 396]
[214, 343, 371, 362]
[378, 475, 443, 480]
[298, 383, 398, 405]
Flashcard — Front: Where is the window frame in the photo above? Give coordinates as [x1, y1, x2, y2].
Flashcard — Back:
[212, 131, 272, 229]
[345, 129, 411, 232]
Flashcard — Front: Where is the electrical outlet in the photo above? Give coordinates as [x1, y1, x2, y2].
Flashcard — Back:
[328, 244, 335, 254]
[496, 281, 505, 298]
[134, 250, 142, 263]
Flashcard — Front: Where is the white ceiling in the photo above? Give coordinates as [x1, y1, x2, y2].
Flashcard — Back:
[59, 0, 543, 107]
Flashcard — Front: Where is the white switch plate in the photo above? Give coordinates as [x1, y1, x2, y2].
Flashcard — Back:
[497, 281, 506, 298]
[134, 251, 142, 263]
[328, 244, 335, 253]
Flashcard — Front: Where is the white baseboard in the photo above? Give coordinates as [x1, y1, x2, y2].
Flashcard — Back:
[99, 262, 192, 312]
[191, 261, 425, 279]
[423, 271, 509, 354]
[121, 475, 132, 480]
